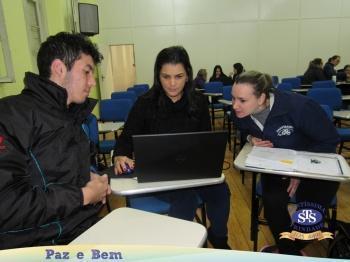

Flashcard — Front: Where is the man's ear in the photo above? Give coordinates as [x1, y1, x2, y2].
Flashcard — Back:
[50, 59, 67, 85]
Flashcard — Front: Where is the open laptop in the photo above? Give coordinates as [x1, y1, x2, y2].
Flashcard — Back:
[130, 131, 227, 183]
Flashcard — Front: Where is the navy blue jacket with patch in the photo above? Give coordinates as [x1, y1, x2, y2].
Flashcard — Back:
[233, 89, 340, 153]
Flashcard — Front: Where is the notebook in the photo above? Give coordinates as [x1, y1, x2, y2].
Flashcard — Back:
[126, 131, 227, 183]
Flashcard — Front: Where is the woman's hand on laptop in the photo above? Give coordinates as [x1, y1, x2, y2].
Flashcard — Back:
[114, 156, 135, 175]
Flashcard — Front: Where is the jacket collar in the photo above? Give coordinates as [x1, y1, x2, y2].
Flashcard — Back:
[22, 72, 96, 120]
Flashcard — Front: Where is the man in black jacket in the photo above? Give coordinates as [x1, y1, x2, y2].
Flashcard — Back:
[0, 32, 111, 249]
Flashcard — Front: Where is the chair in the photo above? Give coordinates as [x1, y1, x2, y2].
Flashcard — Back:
[252, 177, 337, 251]
[307, 88, 342, 111]
[111, 90, 137, 104]
[281, 77, 301, 89]
[130, 84, 149, 97]
[272, 76, 279, 87]
[99, 98, 133, 122]
[84, 114, 116, 169]
[320, 104, 350, 154]
[204, 82, 224, 129]
[312, 80, 336, 89]
[277, 82, 293, 92]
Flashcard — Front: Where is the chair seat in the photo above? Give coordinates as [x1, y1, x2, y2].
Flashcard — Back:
[127, 196, 171, 214]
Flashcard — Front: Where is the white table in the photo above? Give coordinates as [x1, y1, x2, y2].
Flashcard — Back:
[342, 95, 350, 101]
[234, 144, 350, 251]
[98, 122, 124, 133]
[218, 99, 232, 106]
[234, 144, 350, 182]
[292, 88, 309, 93]
[70, 207, 207, 247]
[110, 174, 226, 196]
[334, 110, 350, 120]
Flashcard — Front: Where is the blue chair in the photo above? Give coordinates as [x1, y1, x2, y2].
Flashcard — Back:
[320, 104, 350, 154]
[272, 76, 279, 87]
[84, 114, 116, 169]
[312, 80, 336, 89]
[307, 88, 342, 111]
[131, 84, 149, 97]
[100, 98, 133, 122]
[204, 82, 224, 129]
[277, 82, 293, 92]
[281, 77, 301, 89]
[252, 177, 337, 251]
[111, 91, 137, 104]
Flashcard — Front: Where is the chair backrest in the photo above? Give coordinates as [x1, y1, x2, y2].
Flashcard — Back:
[222, 85, 232, 100]
[307, 88, 342, 111]
[277, 82, 293, 92]
[84, 114, 99, 146]
[111, 91, 137, 103]
[132, 84, 150, 96]
[100, 98, 133, 122]
[271, 75, 279, 87]
[281, 77, 301, 89]
[204, 81, 223, 93]
[312, 80, 336, 89]
[319, 104, 333, 121]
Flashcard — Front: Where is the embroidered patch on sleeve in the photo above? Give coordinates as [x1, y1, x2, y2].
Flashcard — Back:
[0, 135, 6, 151]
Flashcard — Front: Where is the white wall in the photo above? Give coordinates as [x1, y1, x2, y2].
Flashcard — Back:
[97, 0, 350, 86]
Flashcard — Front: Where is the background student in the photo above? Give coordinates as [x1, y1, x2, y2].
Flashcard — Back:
[113, 46, 231, 249]
[0, 32, 111, 249]
[209, 65, 233, 85]
[232, 71, 340, 255]
[302, 58, 327, 84]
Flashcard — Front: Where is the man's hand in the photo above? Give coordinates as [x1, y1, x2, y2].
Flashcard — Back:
[82, 173, 111, 205]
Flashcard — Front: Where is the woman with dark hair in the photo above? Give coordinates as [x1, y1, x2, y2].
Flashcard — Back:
[230, 63, 245, 82]
[209, 65, 232, 85]
[337, 64, 350, 82]
[302, 58, 326, 84]
[193, 68, 207, 89]
[232, 71, 339, 255]
[113, 46, 231, 249]
[323, 55, 341, 80]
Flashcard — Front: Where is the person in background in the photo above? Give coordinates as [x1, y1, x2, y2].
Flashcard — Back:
[337, 64, 350, 83]
[193, 68, 207, 90]
[323, 55, 341, 80]
[209, 65, 233, 85]
[229, 63, 245, 83]
[0, 32, 111, 249]
[113, 46, 231, 249]
[302, 58, 327, 84]
[232, 71, 339, 256]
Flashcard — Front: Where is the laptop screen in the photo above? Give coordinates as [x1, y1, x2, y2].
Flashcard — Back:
[132, 131, 227, 183]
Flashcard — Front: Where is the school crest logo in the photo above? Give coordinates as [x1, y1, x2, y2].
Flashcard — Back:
[276, 125, 294, 136]
[280, 201, 333, 241]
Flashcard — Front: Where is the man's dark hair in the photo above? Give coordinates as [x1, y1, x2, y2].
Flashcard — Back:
[37, 32, 103, 78]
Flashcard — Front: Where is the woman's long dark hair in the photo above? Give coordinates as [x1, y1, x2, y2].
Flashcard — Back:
[146, 46, 199, 116]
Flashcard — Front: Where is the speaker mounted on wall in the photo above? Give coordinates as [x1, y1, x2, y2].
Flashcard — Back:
[78, 3, 99, 36]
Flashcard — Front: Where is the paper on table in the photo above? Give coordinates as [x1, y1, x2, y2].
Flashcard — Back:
[245, 146, 342, 176]
[294, 154, 342, 176]
[245, 147, 296, 172]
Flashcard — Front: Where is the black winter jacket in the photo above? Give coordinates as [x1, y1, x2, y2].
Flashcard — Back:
[0, 72, 100, 249]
